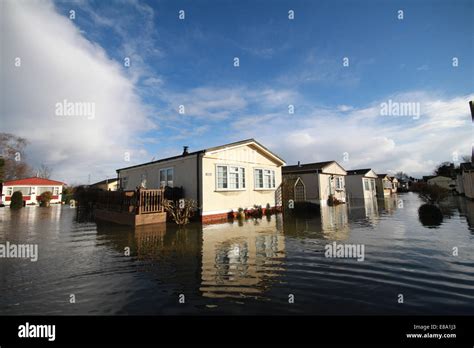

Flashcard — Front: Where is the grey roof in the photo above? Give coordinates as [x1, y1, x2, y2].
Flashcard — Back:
[116, 138, 285, 172]
[283, 161, 336, 174]
[346, 168, 372, 176]
[91, 178, 119, 186]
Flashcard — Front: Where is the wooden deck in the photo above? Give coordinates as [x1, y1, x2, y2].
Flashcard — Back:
[93, 188, 166, 226]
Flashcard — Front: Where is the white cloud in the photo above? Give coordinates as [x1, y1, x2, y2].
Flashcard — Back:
[1, 0, 154, 184]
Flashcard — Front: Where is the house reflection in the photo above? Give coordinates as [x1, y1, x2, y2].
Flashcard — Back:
[348, 197, 379, 224]
[200, 216, 286, 298]
[378, 194, 399, 215]
[457, 197, 474, 233]
[282, 204, 349, 240]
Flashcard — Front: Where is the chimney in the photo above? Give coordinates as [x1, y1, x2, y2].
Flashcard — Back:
[183, 146, 189, 156]
[297, 161, 301, 167]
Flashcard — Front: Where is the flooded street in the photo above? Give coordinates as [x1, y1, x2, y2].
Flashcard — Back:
[1, 193, 473, 315]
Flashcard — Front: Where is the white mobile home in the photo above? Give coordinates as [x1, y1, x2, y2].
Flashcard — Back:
[116, 139, 285, 223]
[282, 161, 347, 205]
[1, 177, 64, 206]
[375, 174, 394, 197]
[345, 169, 378, 200]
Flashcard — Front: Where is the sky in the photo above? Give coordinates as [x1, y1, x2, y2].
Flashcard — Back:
[1, 0, 473, 184]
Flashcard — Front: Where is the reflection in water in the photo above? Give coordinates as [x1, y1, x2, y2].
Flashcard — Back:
[347, 198, 379, 226]
[1, 193, 474, 315]
[283, 204, 349, 240]
[200, 217, 285, 298]
[457, 197, 474, 233]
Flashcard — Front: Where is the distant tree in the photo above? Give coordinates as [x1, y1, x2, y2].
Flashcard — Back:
[37, 164, 53, 179]
[0, 133, 33, 181]
[10, 191, 24, 209]
[461, 155, 472, 163]
[395, 171, 409, 181]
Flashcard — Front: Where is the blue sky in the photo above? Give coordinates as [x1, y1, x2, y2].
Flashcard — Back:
[2, 0, 473, 183]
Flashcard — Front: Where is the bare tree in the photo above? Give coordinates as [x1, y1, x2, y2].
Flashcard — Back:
[395, 171, 409, 181]
[0, 133, 33, 182]
[37, 164, 53, 179]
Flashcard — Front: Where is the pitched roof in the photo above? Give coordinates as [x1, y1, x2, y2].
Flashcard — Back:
[91, 178, 119, 186]
[3, 177, 65, 186]
[346, 169, 372, 176]
[283, 161, 337, 174]
[116, 138, 285, 172]
[377, 173, 388, 178]
[460, 162, 474, 171]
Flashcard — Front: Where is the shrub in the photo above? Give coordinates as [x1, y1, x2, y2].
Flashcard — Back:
[418, 204, 443, 228]
[163, 198, 196, 225]
[10, 191, 23, 209]
[417, 183, 450, 204]
[38, 191, 53, 207]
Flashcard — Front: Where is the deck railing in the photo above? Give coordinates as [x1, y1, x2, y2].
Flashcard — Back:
[95, 188, 164, 215]
[137, 188, 165, 214]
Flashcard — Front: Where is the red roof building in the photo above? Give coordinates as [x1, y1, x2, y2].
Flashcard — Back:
[1, 177, 65, 206]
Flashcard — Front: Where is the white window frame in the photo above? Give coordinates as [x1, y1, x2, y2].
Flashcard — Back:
[216, 164, 246, 191]
[6, 187, 13, 195]
[159, 167, 174, 188]
[53, 187, 59, 195]
[335, 176, 344, 190]
[254, 168, 276, 190]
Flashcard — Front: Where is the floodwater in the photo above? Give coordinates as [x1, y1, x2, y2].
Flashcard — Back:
[0, 193, 473, 315]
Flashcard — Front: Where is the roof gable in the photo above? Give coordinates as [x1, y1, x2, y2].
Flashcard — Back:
[347, 168, 377, 178]
[204, 139, 285, 165]
[283, 160, 346, 174]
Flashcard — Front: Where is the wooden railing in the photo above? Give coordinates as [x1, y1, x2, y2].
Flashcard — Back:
[137, 188, 164, 214]
[94, 188, 164, 215]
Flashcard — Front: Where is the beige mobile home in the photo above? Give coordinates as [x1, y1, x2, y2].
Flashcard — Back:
[375, 174, 393, 197]
[427, 175, 455, 191]
[345, 169, 378, 200]
[389, 176, 398, 193]
[282, 161, 347, 205]
[116, 139, 285, 222]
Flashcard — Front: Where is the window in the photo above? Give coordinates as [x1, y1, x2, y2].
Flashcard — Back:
[13, 187, 32, 195]
[53, 187, 59, 195]
[364, 179, 370, 191]
[217, 165, 245, 190]
[6, 187, 13, 195]
[254, 169, 276, 189]
[294, 178, 305, 202]
[335, 177, 344, 190]
[159, 168, 173, 187]
[370, 179, 376, 191]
